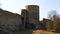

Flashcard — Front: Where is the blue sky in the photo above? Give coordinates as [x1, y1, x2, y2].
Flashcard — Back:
[1, 0, 60, 20]
[40, 0, 60, 20]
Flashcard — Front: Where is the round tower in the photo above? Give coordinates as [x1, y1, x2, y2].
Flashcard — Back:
[26, 5, 39, 20]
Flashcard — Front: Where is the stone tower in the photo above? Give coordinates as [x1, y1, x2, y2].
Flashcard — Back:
[26, 5, 39, 24]
[21, 5, 39, 28]
[21, 9, 29, 28]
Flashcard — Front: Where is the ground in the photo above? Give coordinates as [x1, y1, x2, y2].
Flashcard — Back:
[1, 29, 60, 34]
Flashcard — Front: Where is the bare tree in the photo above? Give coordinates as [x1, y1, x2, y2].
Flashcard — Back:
[47, 10, 60, 32]
[48, 10, 59, 21]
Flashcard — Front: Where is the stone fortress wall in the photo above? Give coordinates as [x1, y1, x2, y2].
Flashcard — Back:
[21, 5, 39, 29]
[0, 5, 40, 32]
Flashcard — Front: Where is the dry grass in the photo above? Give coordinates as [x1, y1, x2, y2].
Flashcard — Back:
[32, 30, 60, 34]
[32, 30, 54, 34]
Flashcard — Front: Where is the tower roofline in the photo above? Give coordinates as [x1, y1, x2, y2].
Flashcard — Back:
[26, 5, 39, 7]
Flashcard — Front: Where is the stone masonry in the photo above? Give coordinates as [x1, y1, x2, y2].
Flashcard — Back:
[0, 5, 40, 32]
